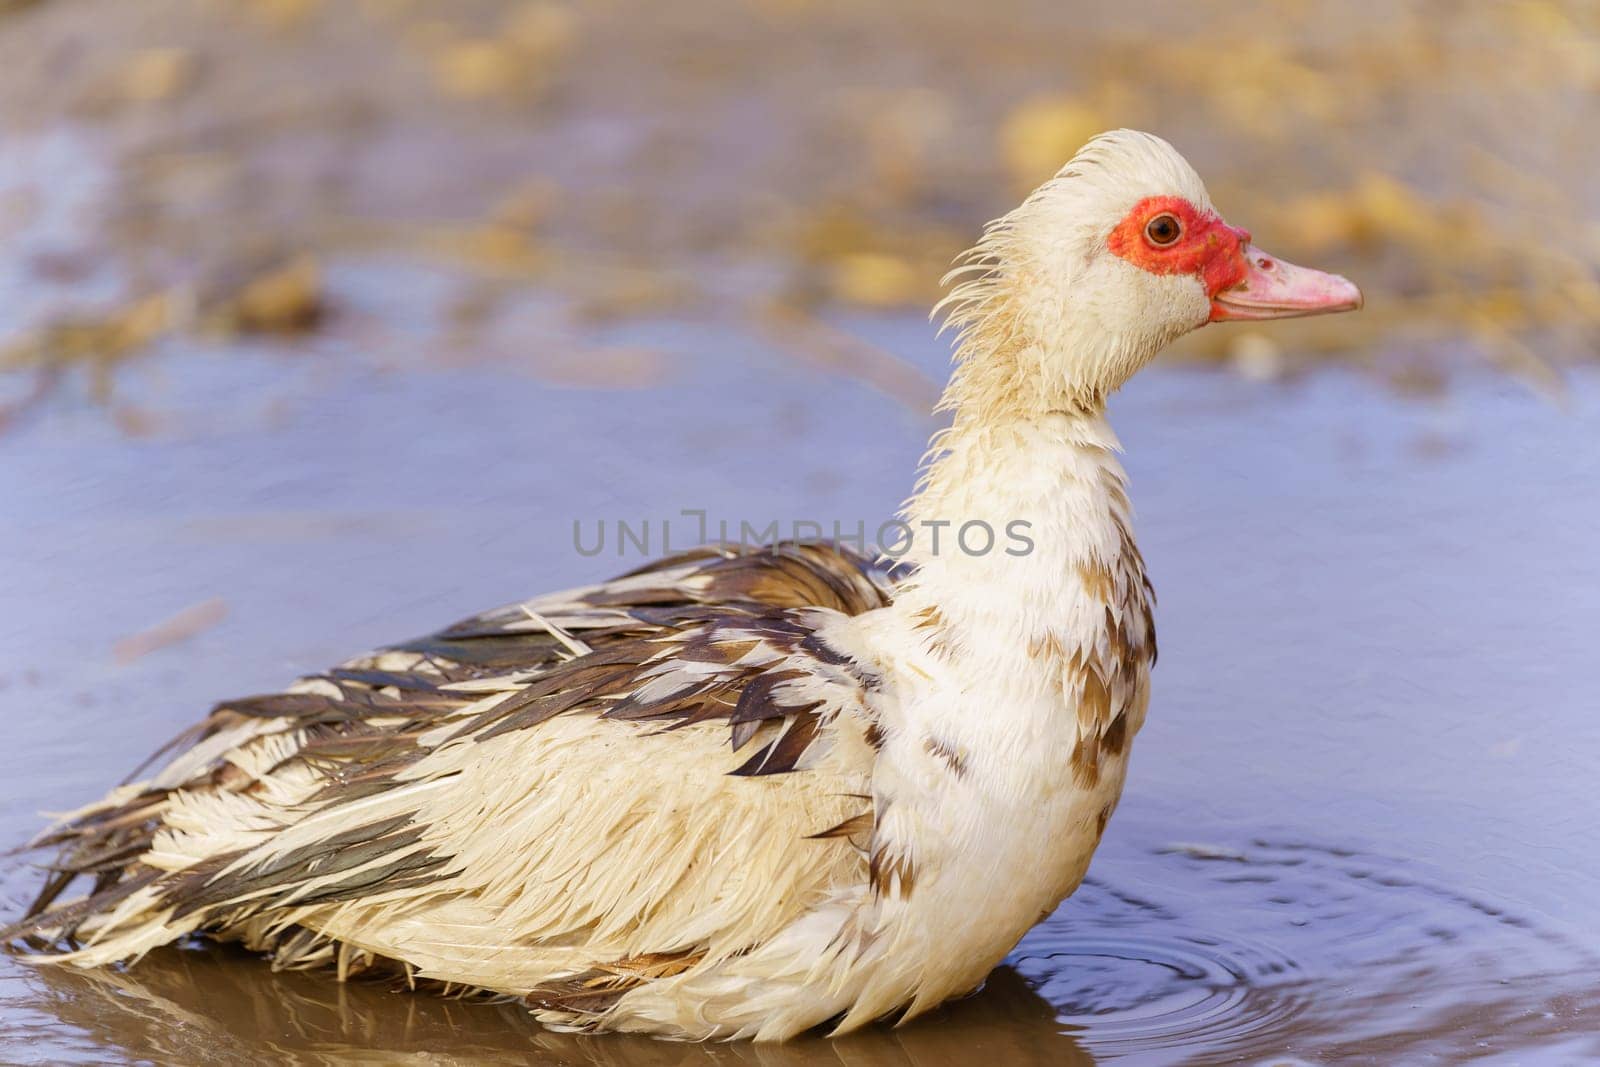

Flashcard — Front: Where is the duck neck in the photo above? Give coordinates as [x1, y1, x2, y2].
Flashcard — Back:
[891, 401, 1154, 684]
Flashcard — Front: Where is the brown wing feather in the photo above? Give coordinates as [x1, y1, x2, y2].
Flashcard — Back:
[7, 541, 895, 958]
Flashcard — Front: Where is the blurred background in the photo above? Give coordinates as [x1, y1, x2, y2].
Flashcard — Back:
[3, 0, 1598, 401]
[2, 1, 1599, 1064]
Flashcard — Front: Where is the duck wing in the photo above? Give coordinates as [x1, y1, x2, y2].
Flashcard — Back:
[8, 542, 896, 1013]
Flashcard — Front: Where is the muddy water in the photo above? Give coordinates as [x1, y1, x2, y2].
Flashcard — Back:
[1, 297, 1597, 1063]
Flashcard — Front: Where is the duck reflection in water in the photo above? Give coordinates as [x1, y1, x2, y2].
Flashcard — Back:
[15, 944, 1095, 1067]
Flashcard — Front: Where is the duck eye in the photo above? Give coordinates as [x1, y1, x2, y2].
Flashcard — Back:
[1144, 213, 1182, 247]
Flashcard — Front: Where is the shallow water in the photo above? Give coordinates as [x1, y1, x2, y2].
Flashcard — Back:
[2, 299, 1597, 1063]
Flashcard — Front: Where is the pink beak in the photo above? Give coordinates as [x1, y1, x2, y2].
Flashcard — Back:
[1210, 245, 1363, 322]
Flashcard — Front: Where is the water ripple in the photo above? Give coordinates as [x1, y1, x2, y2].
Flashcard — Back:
[1008, 836, 1600, 1062]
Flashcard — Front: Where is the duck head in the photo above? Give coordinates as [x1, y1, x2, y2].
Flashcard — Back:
[939, 129, 1362, 418]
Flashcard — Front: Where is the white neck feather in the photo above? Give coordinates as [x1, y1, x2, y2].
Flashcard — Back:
[893, 409, 1138, 661]
[873, 187, 1171, 719]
